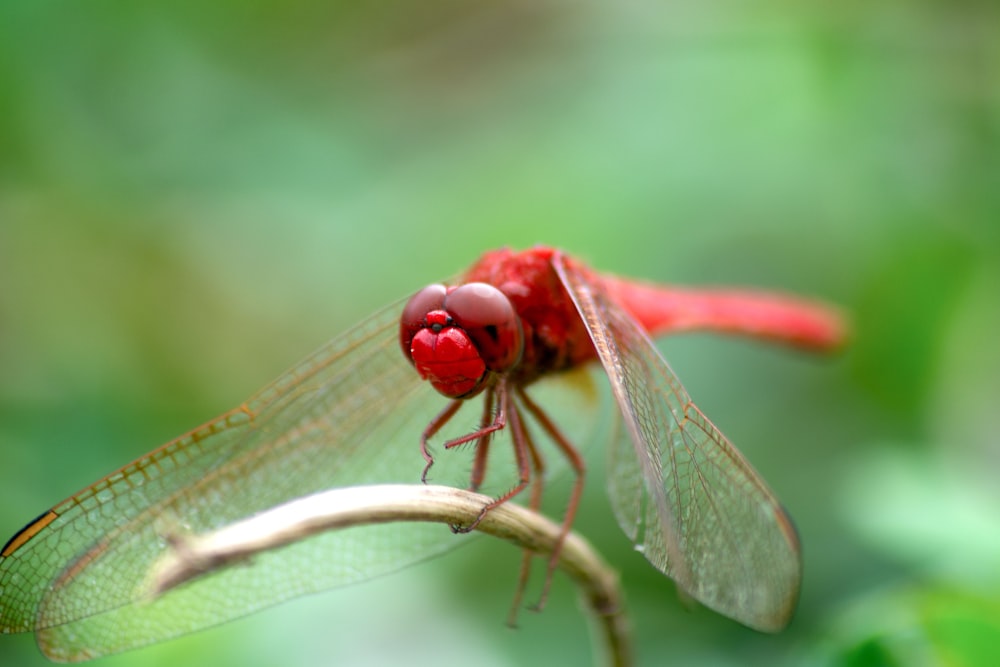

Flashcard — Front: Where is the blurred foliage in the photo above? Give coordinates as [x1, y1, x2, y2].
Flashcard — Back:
[1, 1, 998, 666]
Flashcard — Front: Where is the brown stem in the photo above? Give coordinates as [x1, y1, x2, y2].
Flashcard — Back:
[148, 484, 632, 667]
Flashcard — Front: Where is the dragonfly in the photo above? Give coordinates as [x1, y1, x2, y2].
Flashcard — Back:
[0, 246, 845, 661]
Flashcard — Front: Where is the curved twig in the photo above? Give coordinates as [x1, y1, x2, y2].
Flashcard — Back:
[148, 484, 631, 667]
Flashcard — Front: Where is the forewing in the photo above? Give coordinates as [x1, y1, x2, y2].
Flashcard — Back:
[0, 298, 460, 660]
[553, 254, 801, 632]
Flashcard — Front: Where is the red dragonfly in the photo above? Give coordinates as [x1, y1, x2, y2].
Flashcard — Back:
[0, 247, 844, 661]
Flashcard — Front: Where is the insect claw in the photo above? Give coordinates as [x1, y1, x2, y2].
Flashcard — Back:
[420, 459, 434, 483]
[450, 503, 489, 534]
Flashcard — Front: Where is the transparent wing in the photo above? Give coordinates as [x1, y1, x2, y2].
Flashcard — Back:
[553, 254, 801, 632]
[0, 298, 465, 660]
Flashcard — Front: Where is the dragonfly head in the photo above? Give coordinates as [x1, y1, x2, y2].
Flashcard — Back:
[400, 282, 524, 399]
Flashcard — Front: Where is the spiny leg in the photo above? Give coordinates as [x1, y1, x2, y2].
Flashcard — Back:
[420, 400, 464, 483]
[443, 385, 506, 451]
[452, 378, 532, 535]
[516, 385, 586, 611]
[447, 388, 497, 533]
[506, 399, 547, 627]
[466, 386, 498, 494]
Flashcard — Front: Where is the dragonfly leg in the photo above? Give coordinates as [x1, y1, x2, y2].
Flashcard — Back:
[451, 380, 530, 535]
[441, 385, 506, 451]
[467, 387, 498, 493]
[506, 399, 546, 627]
[517, 385, 586, 612]
[419, 400, 464, 483]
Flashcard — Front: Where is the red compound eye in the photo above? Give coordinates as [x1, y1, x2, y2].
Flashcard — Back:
[444, 283, 523, 374]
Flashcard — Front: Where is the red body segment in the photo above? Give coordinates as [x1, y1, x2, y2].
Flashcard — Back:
[602, 275, 846, 352]
[458, 247, 598, 382]
[446, 245, 843, 385]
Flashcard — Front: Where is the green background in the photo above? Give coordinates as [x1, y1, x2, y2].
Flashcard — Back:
[2, 1, 998, 665]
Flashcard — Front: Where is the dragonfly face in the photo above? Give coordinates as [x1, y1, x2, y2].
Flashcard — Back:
[399, 282, 524, 399]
